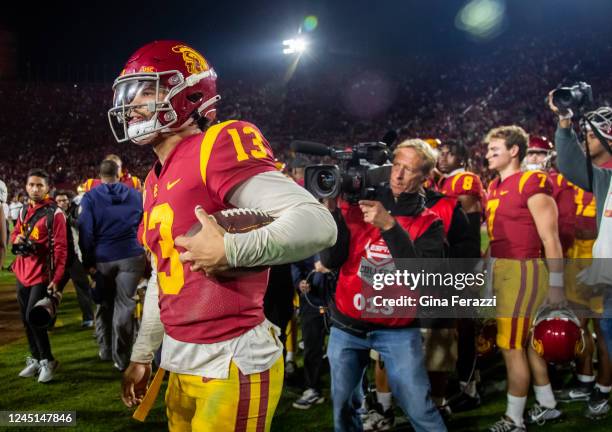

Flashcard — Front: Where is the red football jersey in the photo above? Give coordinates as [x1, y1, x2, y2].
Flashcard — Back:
[438, 170, 484, 199]
[139, 120, 277, 344]
[486, 171, 553, 259]
[548, 171, 576, 253]
[572, 160, 612, 237]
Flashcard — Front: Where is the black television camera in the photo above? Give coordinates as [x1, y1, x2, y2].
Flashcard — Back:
[550, 81, 593, 113]
[12, 239, 38, 256]
[290, 140, 392, 203]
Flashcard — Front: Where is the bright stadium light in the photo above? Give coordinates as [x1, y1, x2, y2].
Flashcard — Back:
[282, 38, 308, 55]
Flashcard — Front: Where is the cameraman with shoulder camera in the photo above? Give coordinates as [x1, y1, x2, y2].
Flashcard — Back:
[321, 139, 447, 432]
[11, 169, 68, 383]
[549, 89, 612, 418]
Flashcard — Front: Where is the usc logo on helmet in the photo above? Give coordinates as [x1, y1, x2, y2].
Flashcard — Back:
[172, 45, 208, 74]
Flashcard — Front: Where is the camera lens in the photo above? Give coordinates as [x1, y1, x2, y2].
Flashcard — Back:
[552, 88, 573, 109]
[317, 170, 336, 193]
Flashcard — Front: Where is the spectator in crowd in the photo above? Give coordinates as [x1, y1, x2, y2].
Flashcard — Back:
[12, 169, 68, 383]
[321, 139, 447, 432]
[78, 160, 145, 371]
[54, 190, 95, 328]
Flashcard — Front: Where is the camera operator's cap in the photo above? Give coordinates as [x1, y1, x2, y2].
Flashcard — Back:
[585, 107, 612, 140]
[0, 180, 7, 203]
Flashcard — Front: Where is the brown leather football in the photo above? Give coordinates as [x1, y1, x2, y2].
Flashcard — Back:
[185, 208, 275, 278]
[186, 208, 274, 235]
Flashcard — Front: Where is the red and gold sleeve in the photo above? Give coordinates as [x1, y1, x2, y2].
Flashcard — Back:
[200, 120, 277, 204]
[451, 172, 483, 197]
[518, 171, 553, 204]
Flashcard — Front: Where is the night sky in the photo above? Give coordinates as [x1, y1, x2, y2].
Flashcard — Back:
[3, 0, 612, 81]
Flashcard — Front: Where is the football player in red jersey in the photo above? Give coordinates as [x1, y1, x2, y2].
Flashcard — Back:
[81, 154, 142, 192]
[436, 141, 485, 412]
[112, 41, 337, 431]
[523, 136, 576, 254]
[484, 126, 565, 431]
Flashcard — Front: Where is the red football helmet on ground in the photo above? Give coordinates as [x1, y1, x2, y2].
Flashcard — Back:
[530, 306, 585, 364]
[108, 40, 220, 144]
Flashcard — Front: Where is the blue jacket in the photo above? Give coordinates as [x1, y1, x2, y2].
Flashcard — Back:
[78, 182, 143, 266]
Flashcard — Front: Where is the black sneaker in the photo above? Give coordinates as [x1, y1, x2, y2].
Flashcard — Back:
[585, 387, 610, 420]
[525, 403, 564, 425]
[447, 390, 481, 412]
[488, 416, 525, 432]
[555, 379, 594, 403]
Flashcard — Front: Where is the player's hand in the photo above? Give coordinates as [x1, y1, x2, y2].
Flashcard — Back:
[175, 206, 229, 275]
[358, 200, 395, 231]
[121, 362, 152, 408]
[544, 285, 567, 308]
[298, 280, 311, 294]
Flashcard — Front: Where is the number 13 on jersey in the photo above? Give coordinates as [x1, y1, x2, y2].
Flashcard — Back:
[142, 203, 185, 295]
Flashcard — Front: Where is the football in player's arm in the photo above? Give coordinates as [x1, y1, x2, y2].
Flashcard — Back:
[109, 40, 337, 431]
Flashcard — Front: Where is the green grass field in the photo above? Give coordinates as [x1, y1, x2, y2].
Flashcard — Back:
[1, 258, 612, 431]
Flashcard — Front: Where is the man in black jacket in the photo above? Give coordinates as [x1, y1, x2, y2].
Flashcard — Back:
[321, 139, 447, 432]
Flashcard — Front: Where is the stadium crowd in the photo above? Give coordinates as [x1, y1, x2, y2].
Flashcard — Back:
[1, 32, 611, 196]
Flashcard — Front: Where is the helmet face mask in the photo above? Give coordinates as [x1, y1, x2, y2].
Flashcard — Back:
[524, 150, 553, 171]
[523, 135, 555, 171]
[108, 41, 220, 145]
[584, 107, 612, 141]
[109, 73, 176, 144]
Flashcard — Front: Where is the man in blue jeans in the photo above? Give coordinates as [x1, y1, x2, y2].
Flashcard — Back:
[321, 139, 447, 432]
